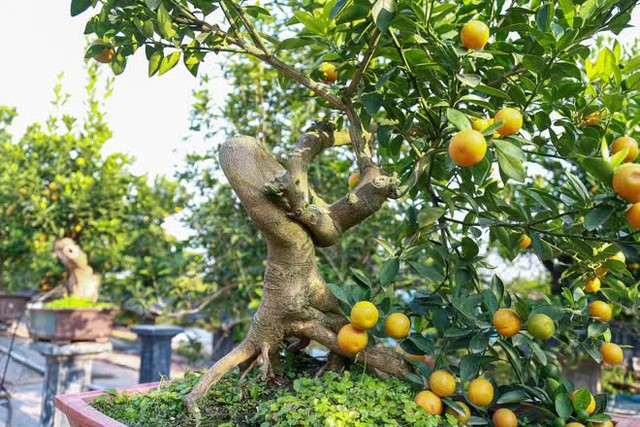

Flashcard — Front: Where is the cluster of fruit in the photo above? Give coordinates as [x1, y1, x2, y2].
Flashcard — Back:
[493, 304, 623, 366]
[337, 301, 411, 355]
[448, 21, 640, 236]
[413, 370, 513, 426]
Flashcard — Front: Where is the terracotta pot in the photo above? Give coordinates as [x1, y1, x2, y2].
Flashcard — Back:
[55, 382, 160, 427]
[28, 306, 116, 343]
[0, 294, 30, 325]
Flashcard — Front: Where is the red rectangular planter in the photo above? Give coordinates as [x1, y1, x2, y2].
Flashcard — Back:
[55, 382, 639, 427]
[55, 382, 160, 427]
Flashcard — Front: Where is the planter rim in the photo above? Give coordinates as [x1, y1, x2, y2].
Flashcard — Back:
[55, 382, 161, 427]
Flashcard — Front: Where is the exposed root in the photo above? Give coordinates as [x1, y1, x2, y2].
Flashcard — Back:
[316, 352, 347, 378]
[287, 337, 310, 353]
[292, 320, 413, 379]
[186, 339, 257, 425]
[239, 357, 260, 381]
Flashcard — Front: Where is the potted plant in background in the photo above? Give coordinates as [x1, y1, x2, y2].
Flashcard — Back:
[28, 238, 116, 343]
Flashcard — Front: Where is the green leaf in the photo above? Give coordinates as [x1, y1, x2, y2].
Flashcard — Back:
[372, 0, 397, 31]
[326, 282, 350, 304]
[572, 388, 592, 412]
[361, 93, 383, 115]
[159, 52, 181, 76]
[555, 393, 573, 419]
[157, 3, 177, 39]
[294, 11, 326, 35]
[148, 51, 163, 77]
[404, 333, 435, 354]
[417, 207, 446, 227]
[623, 56, 640, 74]
[494, 140, 525, 182]
[522, 55, 546, 75]
[145, 0, 161, 10]
[456, 74, 482, 87]
[566, 172, 590, 202]
[475, 84, 510, 99]
[459, 355, 479, 381]
[580, 157, 614, 187]
[379, 258, 399, 286]
[497, 389, 528, 404]
[70, 0, 92, 16]
[110, 54, 126, 76]
[584, 205, 614, 231]
[603, 94, 624, 112]
[446, 108, 471, 131]
[558, 0, 575, 26]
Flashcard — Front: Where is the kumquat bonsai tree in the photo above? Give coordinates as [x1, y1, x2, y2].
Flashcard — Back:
[72, 0, 640, 425]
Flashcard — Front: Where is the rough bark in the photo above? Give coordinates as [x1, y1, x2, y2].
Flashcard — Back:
[185, 134, 410, 420]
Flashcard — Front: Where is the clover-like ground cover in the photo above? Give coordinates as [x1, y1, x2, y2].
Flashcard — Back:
[93, 367, 457, 427]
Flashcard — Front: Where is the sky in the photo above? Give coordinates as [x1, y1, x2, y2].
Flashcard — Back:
[0, 1, 639, 245]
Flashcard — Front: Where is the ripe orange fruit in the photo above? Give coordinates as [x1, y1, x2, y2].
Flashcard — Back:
[429, 370, 456, 397]
[519, 234, 532, 249]
[613, 164, 640, 203]
[526, 314, 555, 340]
[95, 47, 115, 64]
[588, 301, 612, 322]
[385, 313, 411, 339]
[49, 182, 57, 191]
[350, 301, 378, 330]
[19, 188, 28, 196]
[337, 324, 368, 355]
[471, 117, 492, 131]
[565, 423, 586, 427]
[612, 136, 639, 163]
[585, 277, 601, 293]
[592, 420, 614, 427]
[600, 343, 624, 365]
[445, 401, 471, 424]
[449, 129, 487, 167]
[348, 171, 360, 189]
[571, 390, 596, 414]
[492, 408, 518, 427]
[319, 62, 337, 84]
[493, 309, 522, 337]
[495, 108, 523, 136]
[467, 378, 494, 406]
[460, 20, 490, 50]
[414, 390, 443, 415]
[627, 203, 640, 229]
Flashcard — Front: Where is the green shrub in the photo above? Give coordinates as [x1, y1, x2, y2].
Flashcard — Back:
[93, 370, 456, 426]
[44, 296, 113, 309]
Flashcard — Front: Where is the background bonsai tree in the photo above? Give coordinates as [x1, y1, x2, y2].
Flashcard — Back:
[72, 0, 640, 425]
[53, 237, 101, 302]
[0, 65, 189, 307]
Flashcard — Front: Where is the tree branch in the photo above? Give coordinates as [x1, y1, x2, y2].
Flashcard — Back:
[344, 28, 382, 97]
[226, 0, 270, 55]
[169, 283, 240, 318]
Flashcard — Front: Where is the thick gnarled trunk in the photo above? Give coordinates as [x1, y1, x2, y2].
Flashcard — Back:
[185, 133, 410, 421]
